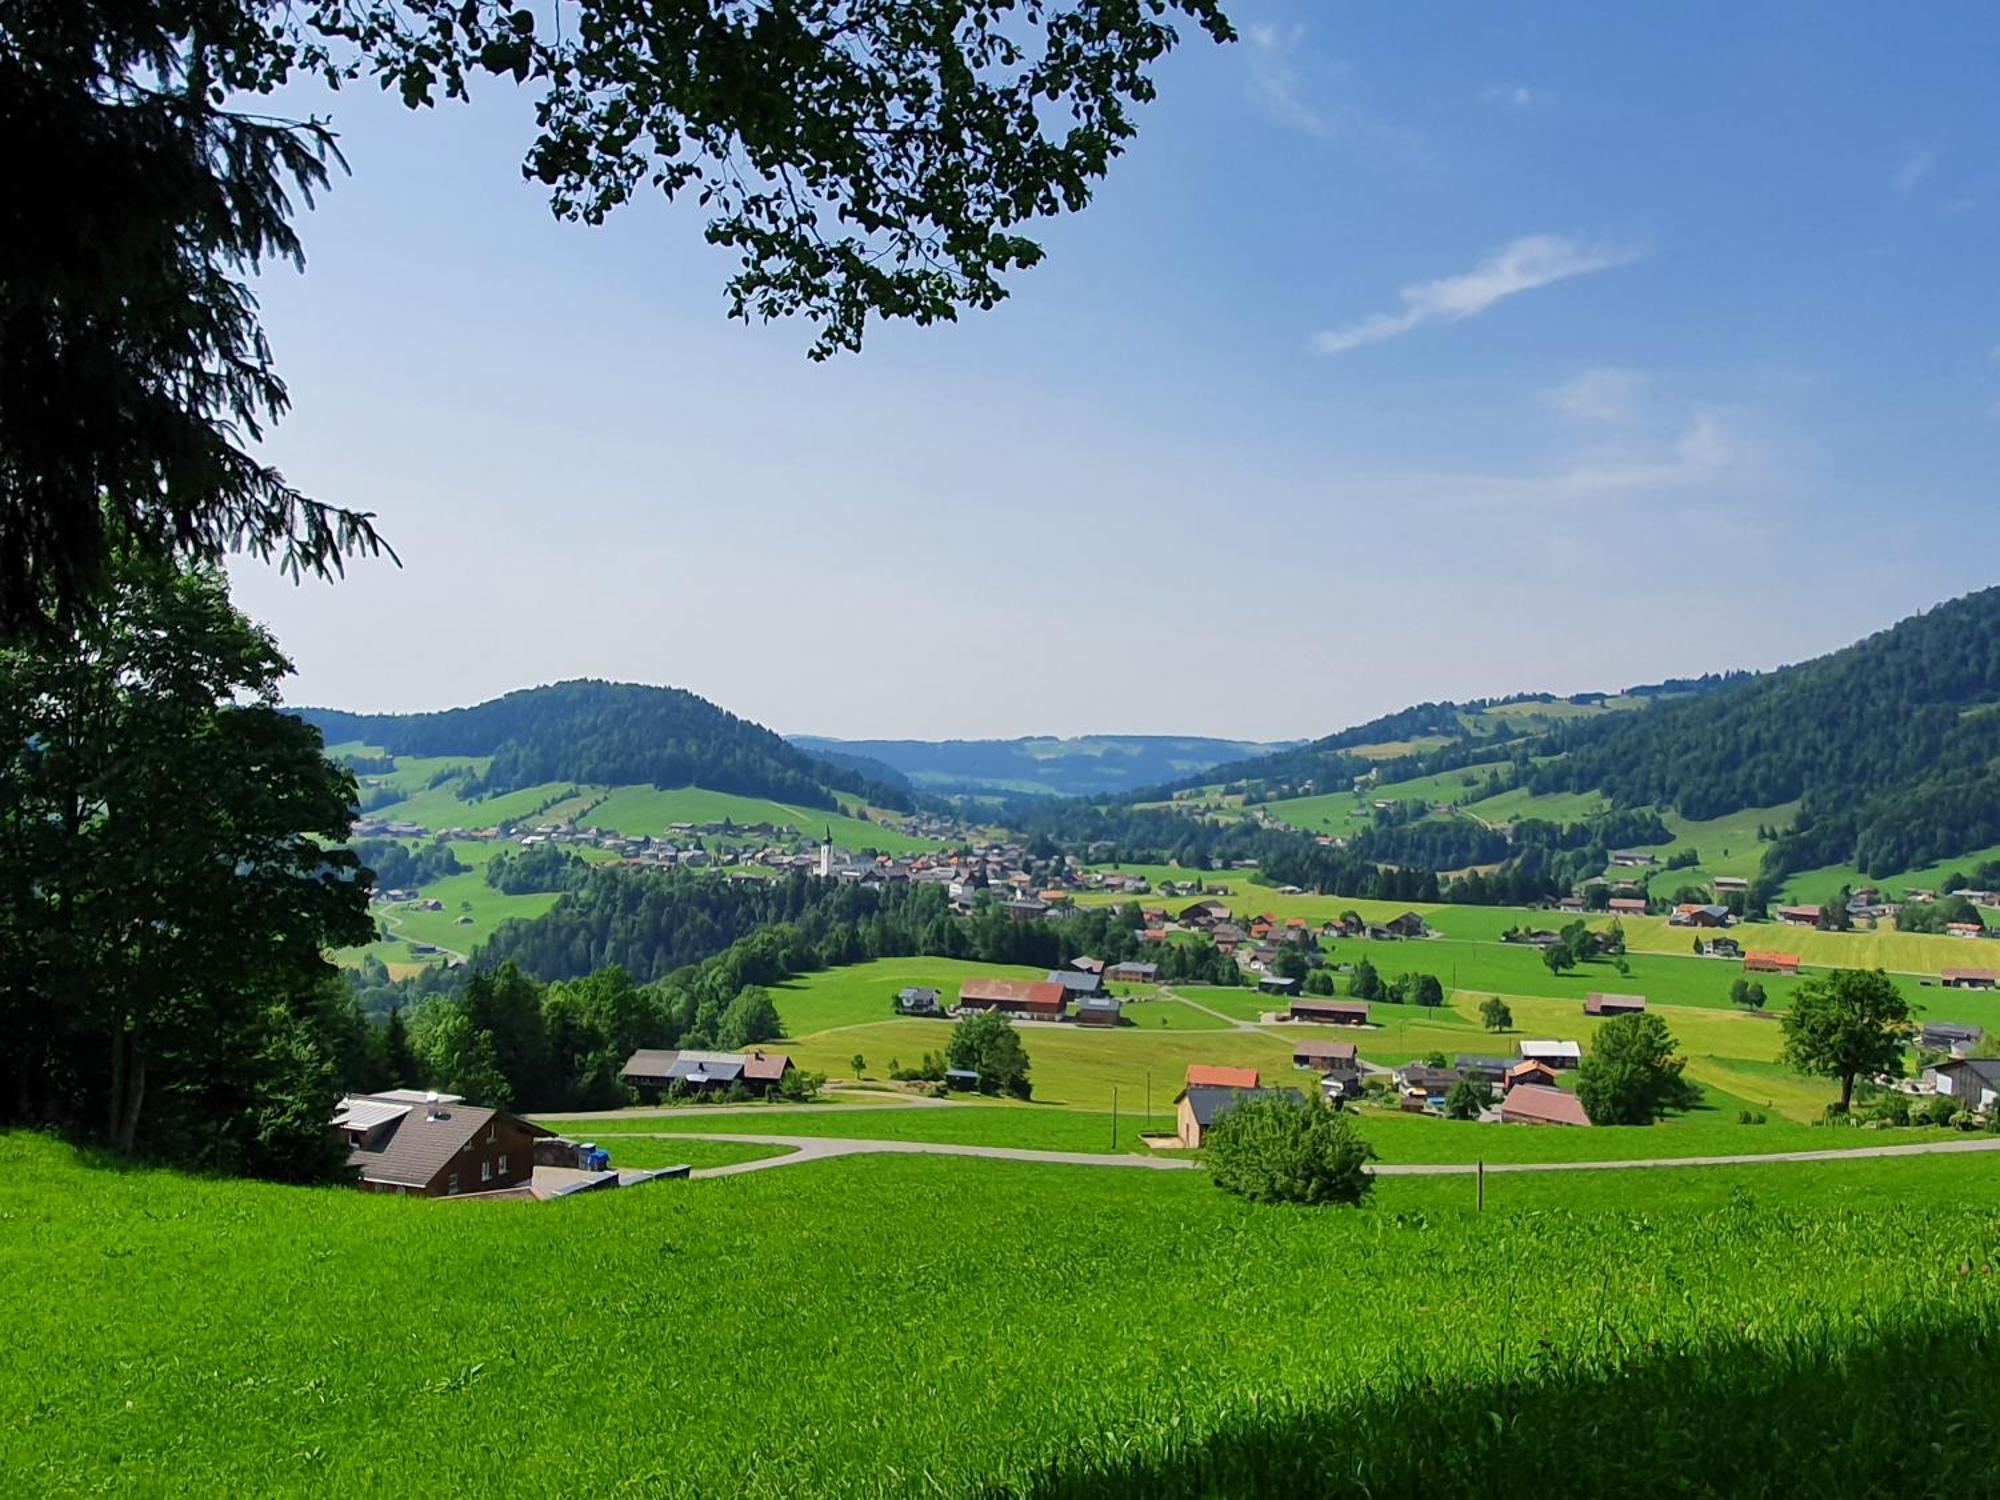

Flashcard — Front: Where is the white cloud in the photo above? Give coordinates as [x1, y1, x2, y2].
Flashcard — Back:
[1481, 85, 1549, 108]
[1244, 23, 1328, 137]
[1550, 368, 1645, 423]
[1313, 235, 1644, 355]
[1894, 148, 1935, 194]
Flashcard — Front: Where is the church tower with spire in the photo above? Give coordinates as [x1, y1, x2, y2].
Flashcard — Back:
[817, 827, 833, 879]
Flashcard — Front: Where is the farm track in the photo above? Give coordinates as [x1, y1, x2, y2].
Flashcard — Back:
[658, 1131, 2000, 1180]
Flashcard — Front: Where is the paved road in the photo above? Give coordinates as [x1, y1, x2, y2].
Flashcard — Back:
[667, 1131, 2000, 1180]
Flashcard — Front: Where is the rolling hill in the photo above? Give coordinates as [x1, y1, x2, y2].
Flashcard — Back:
[299, 680, 906, 813]
[790, 733, 1298, 797]
[1183, 587, 2000, 896]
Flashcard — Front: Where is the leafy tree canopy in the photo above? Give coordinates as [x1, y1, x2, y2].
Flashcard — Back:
[1203, 1094, 1375, 1206]
[1782, 969, 1913, 1112]
[1575, 1013, 1699, 1126]
[2, 0, 1230, 632]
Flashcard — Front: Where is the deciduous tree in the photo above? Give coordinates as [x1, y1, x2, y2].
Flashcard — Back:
[1782, 969, 1912, 1112]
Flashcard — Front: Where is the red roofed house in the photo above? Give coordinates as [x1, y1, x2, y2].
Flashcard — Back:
[1186, 1064, 1261, 1090]
[1583, 992, 1648, 1017]
[957, 978, 1069, 1019]
[1743, 952, 1801, 975]
[1943, 968, 2000, 990]
[1501, 1084, 1592, 1127]
[1506, 1060, 1559, 1091]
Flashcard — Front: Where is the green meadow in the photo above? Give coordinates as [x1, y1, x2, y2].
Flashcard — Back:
[6, 1133, 2000, 1496]
[583, 784, 945, 853]
[1782, 838, 2000, 907]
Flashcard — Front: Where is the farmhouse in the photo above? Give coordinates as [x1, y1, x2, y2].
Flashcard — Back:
[618, 1048, 797, 1095]
[1068, 955, 1106, 975]
[1584, 992, 1648, 1017]
[1393, 1063, 1461, 1109]
[334, 1091, 551, 1197]
[1947, 922, 1987, 939]
[1702, 937, 1744, 959]
[1501, 1084, 1592, 1127]
[1921, 1022, 1984, 1057]
[1288, 998, 1372, 1026]
[1174, 1083, 1304, 1149]
[1045, 968, 1106, 999]
[958, 978, 1069, 1019]
[1713, 876, 1751, 894]
[1672, 904, 1732, 928]
[1455, 1054, 1514, 1085]
[1942, 968, 1999, 990]
[1506, 1059, 1560, 1091]
[1744, 952, 1801, 975]
[1777, 905, 1823, 928]
[1610, 850, 1657, 868]
[1518, 1039, 1583, 1069]
[1924, 1058, 2000, 1114]
[1106, 961, 1158, 983]
[1293, 1038, 1358, 1070]
[895, 986, 944, 1017]
[1383, 911, 1430, 939]
[1074, 995, 1125, 1028]
[1179, 899, 1232, 926]
[1258, 974, 1302, 997]
[1608, 898, 1648, 917]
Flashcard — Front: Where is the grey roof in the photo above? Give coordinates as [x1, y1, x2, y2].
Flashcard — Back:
[897, 986, 941, 1004]
[621, 1048, 680, 1079]
[1937, 1058, 2000, 1085]
[668, 1054, 744, 1083]
[1455, 1054, 1514, 1073]
[1923, 1022, 1984, 1042]
[1077, 995, 1123, 1012]
[1046, 970, 1104, 993]
[343, 1099, 548, 1189]
[1180, 1084, 1306, 1127]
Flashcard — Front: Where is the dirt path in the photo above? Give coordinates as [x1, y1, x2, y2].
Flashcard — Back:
[665, 1131, 2000, 1180]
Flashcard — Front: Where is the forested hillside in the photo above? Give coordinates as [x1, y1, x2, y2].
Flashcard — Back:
[792, 734, 1297, 796]
[1529, 588, 2000, 880]
[300, 680, 908, 811]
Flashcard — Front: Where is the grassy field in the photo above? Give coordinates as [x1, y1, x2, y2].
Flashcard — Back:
[582, 785, 944, 854]
[7, 1133, 2000, 1496]
[1461, 784, 1609, 827]
[1072, 879, 2000, 981]
[541, 1099, 1970, 1165]
[1782, 838, 2000, 907]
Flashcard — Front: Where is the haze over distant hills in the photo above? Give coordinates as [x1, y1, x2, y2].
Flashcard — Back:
[789, 735, 1301, 798]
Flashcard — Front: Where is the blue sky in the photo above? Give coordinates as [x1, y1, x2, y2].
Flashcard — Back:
[232, 1, 2000, 739]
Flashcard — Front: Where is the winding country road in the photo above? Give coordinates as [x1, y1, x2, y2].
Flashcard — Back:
[661, 1130, 2000, 1179]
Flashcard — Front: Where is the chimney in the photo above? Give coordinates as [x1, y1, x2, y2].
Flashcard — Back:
[425, 1090, 440, 1120]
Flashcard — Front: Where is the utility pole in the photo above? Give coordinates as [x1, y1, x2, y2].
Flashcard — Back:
[1145, 1070, 1151, 1132]
[1477, 1158, 1485, 1213]
[1111, 1086, 1119, 1151]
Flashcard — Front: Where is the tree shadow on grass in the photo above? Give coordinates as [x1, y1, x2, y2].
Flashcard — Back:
[978, 1315, 2000, 1498]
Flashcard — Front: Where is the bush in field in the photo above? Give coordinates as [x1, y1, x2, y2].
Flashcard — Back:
[1479, 995, 1513, 1031]
[1203, 1094, 1375, 1206]
[1576, 1013, 1700, 1125]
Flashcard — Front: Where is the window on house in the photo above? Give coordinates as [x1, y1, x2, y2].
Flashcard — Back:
[497, 1154, 509, 1176]
[447, 1173, 459, 1195]
[481, 1160, 493, 1183]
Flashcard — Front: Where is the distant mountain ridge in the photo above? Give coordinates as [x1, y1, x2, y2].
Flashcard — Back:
[299, 680, 908, 813]
[790, 734, 1301, 797]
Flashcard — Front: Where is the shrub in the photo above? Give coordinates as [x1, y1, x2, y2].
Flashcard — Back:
[1203, 1094, 1375, 1207]
[1736, 1109, 1767, 1125]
